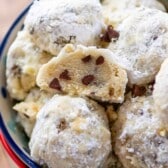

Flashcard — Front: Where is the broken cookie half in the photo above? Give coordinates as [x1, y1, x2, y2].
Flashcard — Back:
[37, 44, 128, 103]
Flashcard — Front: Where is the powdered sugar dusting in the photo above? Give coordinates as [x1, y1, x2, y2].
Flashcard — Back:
[113, 96, 168, 167]
[29, 95, 111, 168]
[108, 8, 168, 85]
[24, 0, 104, 55]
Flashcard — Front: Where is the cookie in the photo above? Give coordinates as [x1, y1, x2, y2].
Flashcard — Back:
[6, 30, 52, 100]
[37, 44, 128, 103]
[13, 88, 53, 136]
[29, 95, 111, 168]
[113, 96, 168, 168]
[153, 58, 168, 127]
[108, 8, 168, 85]
[102, 0, 166, 28]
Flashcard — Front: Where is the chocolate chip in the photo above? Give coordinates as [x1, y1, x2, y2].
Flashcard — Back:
[96, 56, 104, 65]
[57, 118, 67, 133]
[100, 32, 111, 42]
[23, 114, 30, 119]
[100, 25, 119, 42]
[49, 78, 62, 91]
[107, 25, 119, 39]
[139, 109, 144, 115]
[132, 85, 146, 97]
[153, 36, 158, 41]
[82, 55, 92, 63]
[82, 75, 95, 85]
[59, 70, 71, 80]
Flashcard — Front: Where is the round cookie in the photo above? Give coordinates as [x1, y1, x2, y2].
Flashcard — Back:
[29, 95, 112, 168]
[153, 58, 168, 127]
[24, 0, 104, 55]
[108, 8, 168, 85]
[102, 0, 166, 28]
[113, 96, 168, 168]
[6, 30, 52, 100]
[13, 88, 53, 137]
[36, 44, 128, 103]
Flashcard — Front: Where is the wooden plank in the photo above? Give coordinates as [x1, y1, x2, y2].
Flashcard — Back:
[0, 0, 30, 41]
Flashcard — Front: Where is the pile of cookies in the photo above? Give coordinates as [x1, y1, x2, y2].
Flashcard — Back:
[6, 0, 168, 167]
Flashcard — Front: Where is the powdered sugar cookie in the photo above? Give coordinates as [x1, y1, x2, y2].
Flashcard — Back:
[109, 8, 168, 85]
[113, 96, 168, 168]
[6, 30, 52, 100]
[29, 95, 111, 168]
[24, 0, 104, 55]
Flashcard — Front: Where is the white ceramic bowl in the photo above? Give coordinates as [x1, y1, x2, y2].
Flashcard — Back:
[1, 1, 168, 168]
[0, 4, 40, 167]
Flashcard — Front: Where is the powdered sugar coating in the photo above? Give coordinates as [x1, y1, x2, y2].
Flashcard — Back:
[102, 0, 166, 28]
[153, 58, 168, 127]
[6, 30, 52, 100]
[24, 0, 104, 55]
[29, 95, 111, 168]
[113, 96, 168, 168]
[109, 8, 168, 85]
[102, 0, 165, 11]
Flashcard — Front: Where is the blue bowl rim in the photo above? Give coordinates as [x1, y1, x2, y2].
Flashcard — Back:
[0, 3, 40, 168]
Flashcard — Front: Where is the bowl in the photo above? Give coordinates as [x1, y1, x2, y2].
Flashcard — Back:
[0, 4, 40, 167]
[1, 1, 168, 168]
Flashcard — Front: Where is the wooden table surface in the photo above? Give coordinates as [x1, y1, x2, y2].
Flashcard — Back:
[0, 142, 18, 168]
[0, 1, 31, 167]
[0, 0, 31, 41]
